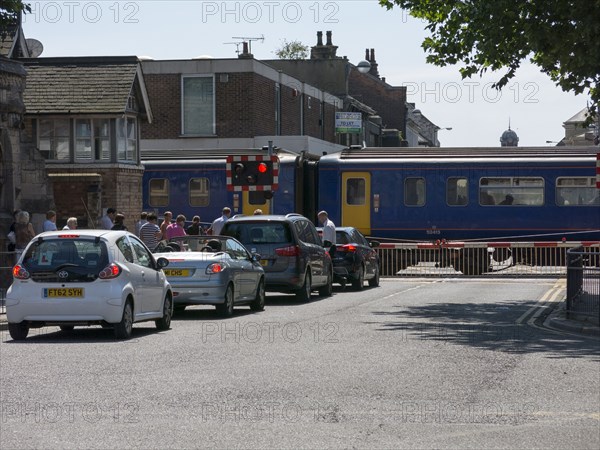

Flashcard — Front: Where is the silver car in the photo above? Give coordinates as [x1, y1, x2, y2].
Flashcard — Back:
[153, 235, 266, 317]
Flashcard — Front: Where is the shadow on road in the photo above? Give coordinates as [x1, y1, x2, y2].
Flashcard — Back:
[371, 300, 600, 360]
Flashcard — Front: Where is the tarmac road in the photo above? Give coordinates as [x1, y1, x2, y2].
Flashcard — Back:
[0, 278, 598, 449]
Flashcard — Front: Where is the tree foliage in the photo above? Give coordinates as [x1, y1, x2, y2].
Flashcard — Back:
[380, 0, 600, 121]
[0, 1, 30, 39]
[275, 39, 309, 60]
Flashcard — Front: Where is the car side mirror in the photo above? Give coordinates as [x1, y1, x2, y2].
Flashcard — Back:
[370, 241, 380, 248]
[156, 257, 169, 269]
[251, 253, 262, 262]
[323, 240, 333, 248]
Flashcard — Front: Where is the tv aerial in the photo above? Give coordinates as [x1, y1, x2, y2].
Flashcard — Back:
[230, 35, 264, 54]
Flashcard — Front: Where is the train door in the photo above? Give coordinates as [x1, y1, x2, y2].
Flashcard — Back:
[241, 191, 272, 215]
[341, 172, 371, 235]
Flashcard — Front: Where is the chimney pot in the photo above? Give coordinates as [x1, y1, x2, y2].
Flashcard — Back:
[317, 31, 323, 46]
[365, 49, 369, 60]
[326, 31, 333, 46]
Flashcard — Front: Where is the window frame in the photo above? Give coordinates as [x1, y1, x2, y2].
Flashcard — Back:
[181, 75, 215, 136]
[404, 177, 426, 207]
[148, 178, 170, 207]
[556, 177, 599, 206]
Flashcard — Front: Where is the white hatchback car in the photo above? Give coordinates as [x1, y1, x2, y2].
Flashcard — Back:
[6, 230, 173, 340]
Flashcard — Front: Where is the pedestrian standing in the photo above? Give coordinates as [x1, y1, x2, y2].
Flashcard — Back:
[42, 210, 58, 232]
[159, 211, 173, 239]
[62, 217, 78, 230]
[318, 210, 336, 245]
[165, 214, 187, 239]
[139, 213, 161, 251]
[13, 211, 36, 260]
[208, 207, 231, 235]
[111, 213, 128, 231]
[100, 208, 116, 230]
[185, 215, 203, 235]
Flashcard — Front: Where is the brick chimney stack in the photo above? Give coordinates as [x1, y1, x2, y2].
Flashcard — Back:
[369, 48, 380, 78]
[310, 30, 339, 59]
[238, 41, 253, 59]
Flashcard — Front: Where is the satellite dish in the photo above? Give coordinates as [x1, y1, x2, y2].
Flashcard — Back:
[26, 38, 44, 58]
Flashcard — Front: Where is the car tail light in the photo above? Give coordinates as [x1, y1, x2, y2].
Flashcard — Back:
[13, 265, 30, 280]
[99, 263, 121, 279]
[338, 244, 357, 253]
[275, 245, 300, 257]
[206, 263, 224, 274]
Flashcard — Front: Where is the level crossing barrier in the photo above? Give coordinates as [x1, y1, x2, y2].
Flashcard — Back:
[376, 240, 600, 277]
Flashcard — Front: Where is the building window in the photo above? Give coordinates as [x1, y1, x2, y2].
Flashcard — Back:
[38, 118, 70, 161]
[405, 177, 425, 206]
[447, 177, 468, 206]
[479, 177, 544, 206]
[74, 119, 110, 161]
[189, 177, 210, 207]
[182, 76, 214, 135]
[149, 178, 169, 207]
[117, 117, 137, 162]
[556, 177, 599, 206]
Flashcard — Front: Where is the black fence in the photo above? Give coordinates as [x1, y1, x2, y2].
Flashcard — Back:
[566, 247, 600, 324]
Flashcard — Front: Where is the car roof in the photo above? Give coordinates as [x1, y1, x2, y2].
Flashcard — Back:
[227, 213, 308, 223]
[34, 230, 132, 240]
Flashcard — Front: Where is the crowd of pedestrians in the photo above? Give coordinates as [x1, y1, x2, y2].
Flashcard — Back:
[4, 205, 236, 255]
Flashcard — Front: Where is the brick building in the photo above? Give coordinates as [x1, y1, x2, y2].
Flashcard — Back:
[140, 49, 343, 158]
[21, 56, 153, 231]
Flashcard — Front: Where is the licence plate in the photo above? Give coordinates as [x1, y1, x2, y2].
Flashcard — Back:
[260, 260, 268, 267]
[43, 288, 84, 298]
[164, 269, 190, 277]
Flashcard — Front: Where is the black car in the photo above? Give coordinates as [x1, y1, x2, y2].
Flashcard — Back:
[222, 214, 333, 301]
[318, 227, 380, 290]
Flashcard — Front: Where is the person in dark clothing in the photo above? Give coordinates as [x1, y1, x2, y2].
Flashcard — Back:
[111, 213, 128, 231]
[185, 215, 204, 235]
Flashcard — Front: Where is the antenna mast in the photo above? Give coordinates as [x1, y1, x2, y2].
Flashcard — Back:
[230, 35, 265, 54]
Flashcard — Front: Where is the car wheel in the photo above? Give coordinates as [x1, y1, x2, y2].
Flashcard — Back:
[216, 284, 234, 317]
[296, 271, 312, 302]
[155, 294, 173, 331]
[250, 278, 266, 312]
[318, 269, 333, 297]
[352, 265, 365, 290]
[59, 325, 75, 332]
[368, 264, 380, 287]
[114, 300, 133, 339]
[8, 323, 29, 341]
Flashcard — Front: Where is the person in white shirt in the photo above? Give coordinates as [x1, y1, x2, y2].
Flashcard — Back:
[209, 207, 231, 235]
[100, 208, 116, 230]
[62, 217, 78, 230]
[318, 210, 336, 245]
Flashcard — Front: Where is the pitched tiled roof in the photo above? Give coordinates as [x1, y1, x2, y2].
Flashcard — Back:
[23, 57, 140, 114]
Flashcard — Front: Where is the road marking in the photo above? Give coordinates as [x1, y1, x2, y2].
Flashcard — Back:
[515, 279, 565, 324]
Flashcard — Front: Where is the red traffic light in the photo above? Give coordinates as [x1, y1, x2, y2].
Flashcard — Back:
[257, 162, 268, 173]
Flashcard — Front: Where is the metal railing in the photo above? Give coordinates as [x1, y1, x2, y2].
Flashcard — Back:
[566, 247, 600, 323]
[376, 241, 600, 278]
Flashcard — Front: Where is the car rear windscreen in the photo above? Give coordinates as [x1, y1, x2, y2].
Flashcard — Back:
[224, 223, 292, 245]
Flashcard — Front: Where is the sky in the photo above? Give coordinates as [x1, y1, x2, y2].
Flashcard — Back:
[20, 0, 588, 148]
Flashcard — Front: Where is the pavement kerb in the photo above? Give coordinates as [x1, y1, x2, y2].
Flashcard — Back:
[544, 300, 600, 337]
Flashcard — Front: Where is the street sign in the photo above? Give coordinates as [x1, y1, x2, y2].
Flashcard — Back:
[335, 112, 362, 134]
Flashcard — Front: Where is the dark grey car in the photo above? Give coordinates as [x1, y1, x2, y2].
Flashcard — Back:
[222, 214, 333, 301]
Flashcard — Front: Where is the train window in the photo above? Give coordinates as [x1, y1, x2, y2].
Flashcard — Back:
[149, 178, 169, 207]
[479, 177, 544, 206]
[446, 177, 468, 206]
[556, 177, 599, 206]
[346, 178, 366, 205]
[404, 177, 425, 206]
[189, 178, 209, 207]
